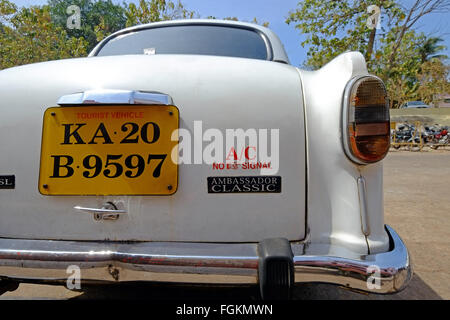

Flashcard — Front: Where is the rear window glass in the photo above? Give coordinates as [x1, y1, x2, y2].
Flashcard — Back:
[95, 25, 269, 60]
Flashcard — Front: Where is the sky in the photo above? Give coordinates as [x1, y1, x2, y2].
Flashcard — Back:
[9, 0, 450, 66]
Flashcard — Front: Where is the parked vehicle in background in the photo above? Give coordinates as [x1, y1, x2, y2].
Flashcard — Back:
[425, 125, 449, 149]
[400, 101, 431, 109]
[392, 123, 449, 150]
[392, 123, 423, 151]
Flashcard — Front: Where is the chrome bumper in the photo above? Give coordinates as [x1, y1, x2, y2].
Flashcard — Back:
[0, 225, 411, 294]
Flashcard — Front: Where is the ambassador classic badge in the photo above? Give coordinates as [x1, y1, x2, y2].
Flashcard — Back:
[207, 176, 281, 193]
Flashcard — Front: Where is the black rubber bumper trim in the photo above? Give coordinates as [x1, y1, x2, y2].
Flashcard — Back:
[257, 238, 294, 300]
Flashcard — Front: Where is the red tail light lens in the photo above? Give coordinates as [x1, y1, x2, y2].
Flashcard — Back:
[343, 76, 390, 164]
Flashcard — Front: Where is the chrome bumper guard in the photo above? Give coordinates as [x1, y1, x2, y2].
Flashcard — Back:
[0, 225, 411, 294]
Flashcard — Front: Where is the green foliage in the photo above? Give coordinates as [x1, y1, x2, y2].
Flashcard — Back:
[286, 0, 449, 107]
[0, 0, 200, 69]
[251, 17, 269, 28]
[286, 0, 404, 69]
[125, 0, 197, 27]
[0, 0, 88, 70]
[373, 30, 423, 107]
[418, 37, 448, 63]
[48, 0, 127, 52]
[417, 59, 450, 105]
[48, 0, 198, 46]
[0, 0, 16, 17]
[207, 16, 269, 27]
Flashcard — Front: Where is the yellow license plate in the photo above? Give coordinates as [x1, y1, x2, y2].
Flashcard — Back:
[39, 105, 179, 195]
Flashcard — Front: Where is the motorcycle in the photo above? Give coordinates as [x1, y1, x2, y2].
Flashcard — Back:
[425, 125, 449, 149]
[392, 123, 422, 150]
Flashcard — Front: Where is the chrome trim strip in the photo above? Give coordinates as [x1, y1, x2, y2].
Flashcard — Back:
[294, 225, 412, 293]
[57, 90, 173, 106]
[357, 176, 370, 236]
[0, 225, 411, 293]
[74, 206, 127, 214]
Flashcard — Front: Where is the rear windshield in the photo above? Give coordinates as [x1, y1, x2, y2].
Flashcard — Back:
[95, 25, 269, 60]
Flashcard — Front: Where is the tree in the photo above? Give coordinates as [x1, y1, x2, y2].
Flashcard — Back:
[125, 0, 197, 28]
[286, 0, 405, 69]
[418, 37, 448, 63]
[377, 31, 425, 107]
[417, 58, 450, 105]
[1, 0, 200, 70]
[286, 0, 450, 107]
[386, 0, 450, 69]
[0, 1, 87, 70]
[286, 0, 449, 70]
[0, 0, 15, 19]
[48, 0, 127, 52]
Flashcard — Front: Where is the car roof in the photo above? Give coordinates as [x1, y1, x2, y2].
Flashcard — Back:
[89, 19, 290, 64]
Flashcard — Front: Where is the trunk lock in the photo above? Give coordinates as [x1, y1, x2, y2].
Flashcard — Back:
[74, 202, 127, 221]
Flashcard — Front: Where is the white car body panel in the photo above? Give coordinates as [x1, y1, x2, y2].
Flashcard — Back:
[0, 19, 390, 252]
[0, 54, 306, 242]
[298, 52, 389, 254]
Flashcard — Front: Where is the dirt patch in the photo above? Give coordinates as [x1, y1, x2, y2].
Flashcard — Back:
[383, 149, 450, 299]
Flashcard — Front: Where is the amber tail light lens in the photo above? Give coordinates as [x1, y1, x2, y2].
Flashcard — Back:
[343, 76, 390, 164]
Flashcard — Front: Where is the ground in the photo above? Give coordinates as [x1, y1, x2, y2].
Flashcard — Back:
[1, 149, 449, 300]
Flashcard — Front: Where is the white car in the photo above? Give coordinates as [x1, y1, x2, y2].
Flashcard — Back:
[0, 19, 411, 299]
[400, 101, 431, 108]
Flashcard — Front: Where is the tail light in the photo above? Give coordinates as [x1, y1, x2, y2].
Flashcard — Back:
[342, 76, 390, 164]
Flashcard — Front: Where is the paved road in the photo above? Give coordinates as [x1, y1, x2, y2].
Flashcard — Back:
[2, 149, 449, 300]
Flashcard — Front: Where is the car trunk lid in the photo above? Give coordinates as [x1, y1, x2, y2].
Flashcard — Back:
[0, 54, 306, 242]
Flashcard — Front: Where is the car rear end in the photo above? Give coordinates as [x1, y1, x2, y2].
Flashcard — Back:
[0, 20, 411, 298]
